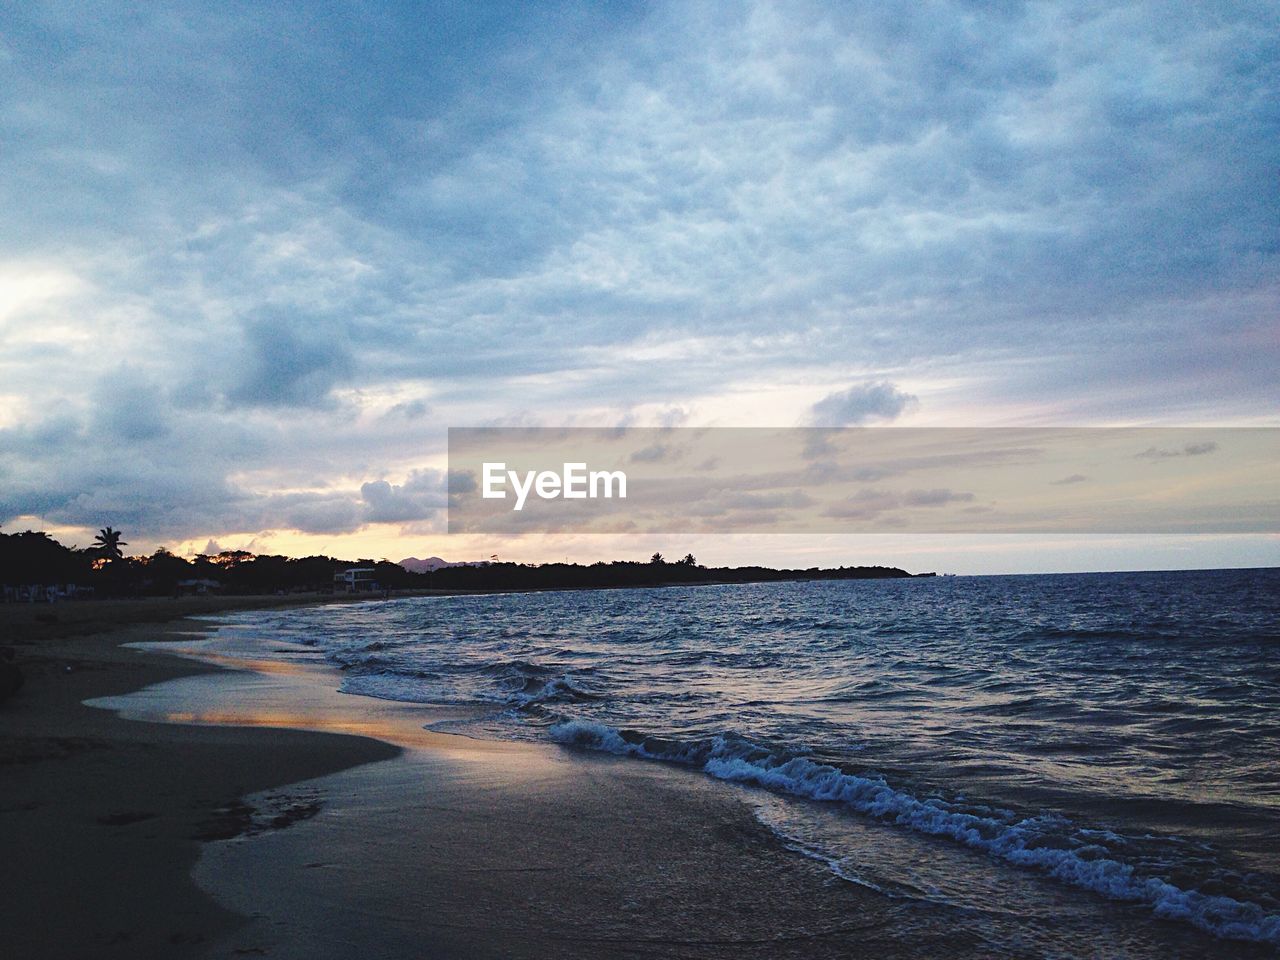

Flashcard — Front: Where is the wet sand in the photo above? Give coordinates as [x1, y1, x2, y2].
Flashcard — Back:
[0, 599, 934, 959]
[0, 603, 400, 959]
[3, 597, 1267, 959]
[83, 622, 969, 959]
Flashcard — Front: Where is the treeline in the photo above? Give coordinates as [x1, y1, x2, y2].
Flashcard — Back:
[0, 532, 91, 586]
[0, 530, 916, 600]
[425, 558, 913, 591]
[0, 531, 419, 598]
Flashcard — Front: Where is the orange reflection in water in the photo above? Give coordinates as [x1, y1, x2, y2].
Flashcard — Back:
[165, 649, 312, 675]
[159, 709, 402, 741]
[113, 641, 546, 767]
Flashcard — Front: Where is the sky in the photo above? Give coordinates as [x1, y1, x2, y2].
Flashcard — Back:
[1, 0, 1277, 573]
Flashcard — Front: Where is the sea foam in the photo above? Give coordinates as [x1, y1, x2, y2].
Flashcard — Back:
[550, 720, 1280, 947]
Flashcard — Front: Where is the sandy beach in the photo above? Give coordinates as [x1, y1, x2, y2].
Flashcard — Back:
[5, 592, 1272, 960]
[0, 598, 931, 960]
[0, 598, 399, 958]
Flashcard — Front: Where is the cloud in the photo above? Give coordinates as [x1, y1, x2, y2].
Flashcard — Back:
[1135, 441, 1220, 460]
[630, 443, 672, 463]
[227, 313, 354, 408]
[89, 370, 170, 442]
[809, 382, 918, 427]
[0, 1, 1275, 548]
[1184, 442, 1219, 457]
[822, 486, 974, 520]
[269, 492, 363, 535]
[447, 470, 478, 496]
[1051, 473, 1089, 485]
[902, 489, 976, 508]
[822, 489, 904, 521]
[360, 470, 447, 524]
[722, 490, 815, 511]
[384, 398, 431, 420]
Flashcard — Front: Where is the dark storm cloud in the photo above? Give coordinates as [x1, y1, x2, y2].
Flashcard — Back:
[89, 371, 170, 442]
[228, 313, 355, 409]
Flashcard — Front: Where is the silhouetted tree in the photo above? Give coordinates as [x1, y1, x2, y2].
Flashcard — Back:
[92, 526, 127, 561]
[680, 553, 697, 566]
[145, 548, 193, 594]
[213, 550, 254, 569]
[649, 552, 665, 564]
[0, 531, 91, 586]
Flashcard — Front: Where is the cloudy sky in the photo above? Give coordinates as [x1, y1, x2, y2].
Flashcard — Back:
[1, 1, 1276, 572]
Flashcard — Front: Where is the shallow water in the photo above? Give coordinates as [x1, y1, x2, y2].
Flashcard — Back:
[205, 568, 1280, 951]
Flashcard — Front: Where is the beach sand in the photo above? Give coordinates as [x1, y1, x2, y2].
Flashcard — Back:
[1, 596, 961, 959]
[4, 597, 1267, 960]
[0, 599, 400, 959]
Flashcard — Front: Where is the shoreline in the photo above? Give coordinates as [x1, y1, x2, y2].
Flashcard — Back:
[4, 594, 1270, 959]
[0, 595, 932, 959]
[0, 599, 402, 959]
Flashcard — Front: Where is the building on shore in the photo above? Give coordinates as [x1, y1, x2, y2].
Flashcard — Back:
[334, 567, 379, 593]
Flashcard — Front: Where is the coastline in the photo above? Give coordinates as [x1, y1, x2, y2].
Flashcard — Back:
[0, 597, 915, 959]
[0, 598, 400, 959]
[4, 594, 1270, 959]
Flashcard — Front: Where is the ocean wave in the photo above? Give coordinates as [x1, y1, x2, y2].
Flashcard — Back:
[549, 720, 1280, 947]
[475, 659, 601, 708]
[506, 674, 599, 708]
[338, 673, 455, 705]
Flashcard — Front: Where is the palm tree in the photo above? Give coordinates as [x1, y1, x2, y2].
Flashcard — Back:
[93, 526, 127, 561]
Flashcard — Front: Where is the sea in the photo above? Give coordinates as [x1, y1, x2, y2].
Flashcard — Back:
[206, 568, 1280, 952]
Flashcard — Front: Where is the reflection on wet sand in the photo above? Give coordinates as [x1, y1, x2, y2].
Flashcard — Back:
[83, 616, 1274, 960]
[88, 637, 539, 762]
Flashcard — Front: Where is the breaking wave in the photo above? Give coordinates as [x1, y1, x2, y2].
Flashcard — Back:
[550, 720, 1280, 947]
